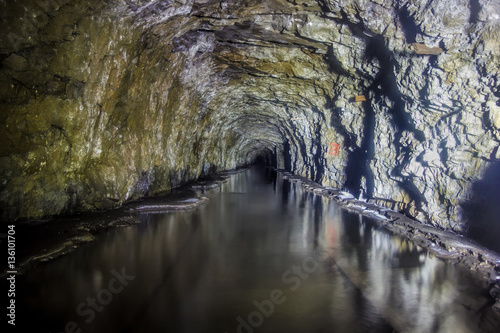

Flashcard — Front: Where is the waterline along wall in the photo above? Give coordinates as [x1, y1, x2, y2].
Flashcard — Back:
[1, 0, 500, 236]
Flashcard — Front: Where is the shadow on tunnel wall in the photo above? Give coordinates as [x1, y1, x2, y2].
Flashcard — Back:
[460, 161, 500, 254]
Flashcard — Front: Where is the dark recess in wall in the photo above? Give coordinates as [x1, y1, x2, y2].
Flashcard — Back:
[325, 97, 354, 148]
[461, 162, 500, 253]
[469, 0, 481, 24]
[270, 150, 277, 167]
[396, 6, 419, 44]
[283, 140, 292, 171]
[343, 99, 375, 199]
[325, 44, 351, 76]
[297, 139, 312, 178]
[320, 10, 380, 199]
[325, 97, 364, 195]
[312, 107, 326, 183]
[365, 35, 429, 221]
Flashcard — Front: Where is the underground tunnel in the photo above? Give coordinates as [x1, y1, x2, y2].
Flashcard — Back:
[1, 0, 500, 332]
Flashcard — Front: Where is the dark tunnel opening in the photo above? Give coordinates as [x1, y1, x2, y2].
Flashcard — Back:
[248, 148, 277, 167]
[253, 155, 268, 165]
[461, 162, 500, 253]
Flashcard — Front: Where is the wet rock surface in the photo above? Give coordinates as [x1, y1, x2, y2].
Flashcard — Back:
[282, 168, 500, 313]
[1, 1, 500, 247]
[0, 170, 236, 276]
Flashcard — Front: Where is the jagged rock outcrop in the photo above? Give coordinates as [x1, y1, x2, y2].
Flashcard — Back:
[1, 0, 499, 236]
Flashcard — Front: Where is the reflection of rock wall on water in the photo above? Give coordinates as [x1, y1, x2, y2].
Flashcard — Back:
[326, 207, 494, 332]
[1, 0, 500, 237]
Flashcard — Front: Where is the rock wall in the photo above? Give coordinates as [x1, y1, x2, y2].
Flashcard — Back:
[1, 0, 499, 232]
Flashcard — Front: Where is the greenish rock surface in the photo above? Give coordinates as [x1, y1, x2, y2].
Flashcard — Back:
[1, 0, 499, 233]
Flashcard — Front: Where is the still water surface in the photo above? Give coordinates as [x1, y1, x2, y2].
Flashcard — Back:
[17, 167, 500, 332]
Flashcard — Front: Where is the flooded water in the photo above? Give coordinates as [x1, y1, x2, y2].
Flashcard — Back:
[15, 166, 500, 332]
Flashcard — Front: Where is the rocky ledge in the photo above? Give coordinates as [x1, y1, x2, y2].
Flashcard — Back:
[0, 171, 235, 277]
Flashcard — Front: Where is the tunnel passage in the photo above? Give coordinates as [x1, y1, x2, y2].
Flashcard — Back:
[1, 0, 500, 237]
[245, 146, 277, 166]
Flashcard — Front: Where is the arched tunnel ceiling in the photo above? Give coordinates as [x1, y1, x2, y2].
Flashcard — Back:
[1, 0, 500, 234]
[151, 0, 338, 168]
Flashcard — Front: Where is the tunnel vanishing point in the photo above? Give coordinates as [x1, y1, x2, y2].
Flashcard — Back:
[1, 0, 500, 239]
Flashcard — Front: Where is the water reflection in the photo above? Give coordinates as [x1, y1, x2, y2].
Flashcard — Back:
[16, 166, 500, 332]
